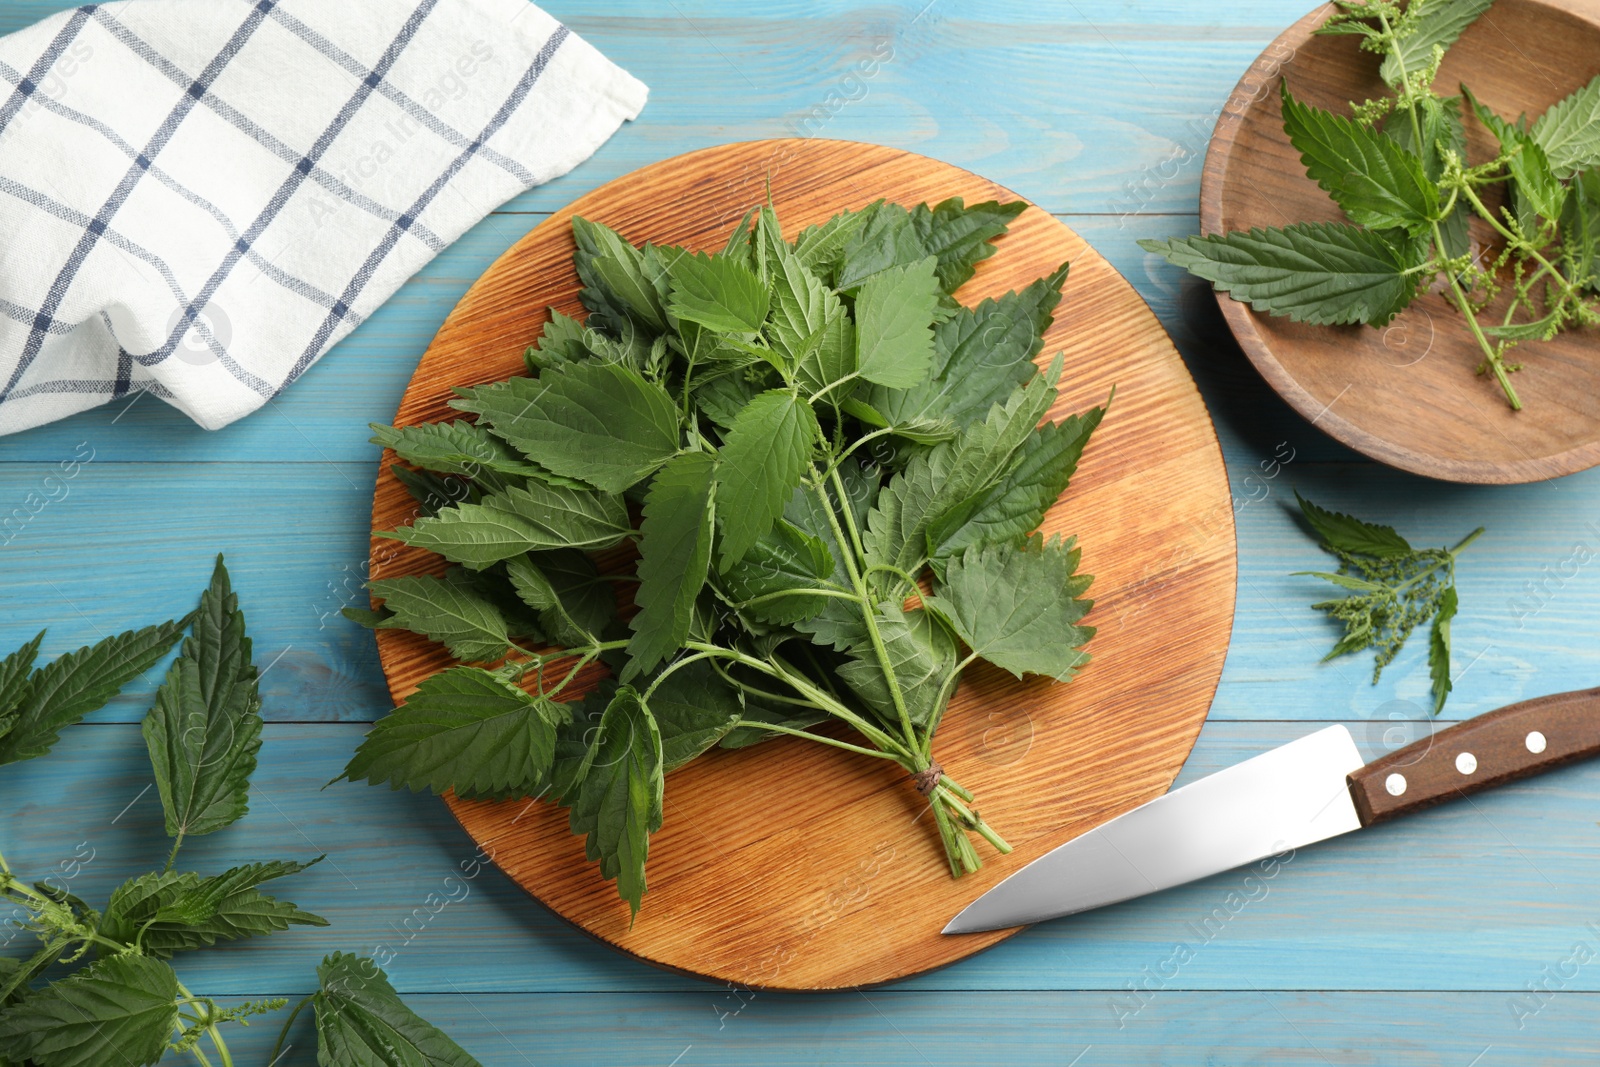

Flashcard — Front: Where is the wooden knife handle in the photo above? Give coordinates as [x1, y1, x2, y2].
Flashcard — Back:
[1347, 688, 1600, 825]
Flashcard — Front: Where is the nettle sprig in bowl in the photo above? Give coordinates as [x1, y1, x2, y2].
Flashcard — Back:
[346, 198, 1109, 916]
[1143, 0, 1600, 410]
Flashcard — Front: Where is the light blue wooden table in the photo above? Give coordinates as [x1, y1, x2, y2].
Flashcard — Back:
[4, 2, 1599, 1063]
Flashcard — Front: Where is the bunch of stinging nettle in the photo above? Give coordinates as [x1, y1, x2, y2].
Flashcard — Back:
[0, 560, 485, 1067]
[1144, 0, 1600, 410]
[345, 197, 1109, 915]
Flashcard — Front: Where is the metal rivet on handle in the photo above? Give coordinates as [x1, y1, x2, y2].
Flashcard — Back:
[1385, 773, 1407, 796]
[1456, 752, 1478, 775]
[1526, 731, 1547, 754]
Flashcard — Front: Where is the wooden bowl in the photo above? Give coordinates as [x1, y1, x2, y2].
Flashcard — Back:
[1201, 0, 1600, 483]
[369, 140, 1237, 989]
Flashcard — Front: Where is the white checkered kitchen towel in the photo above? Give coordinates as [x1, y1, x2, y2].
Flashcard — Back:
[0, 0, 647, 435]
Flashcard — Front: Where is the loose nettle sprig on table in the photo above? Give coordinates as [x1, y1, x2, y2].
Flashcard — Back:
[1144, 0, 1600, 410]
[344, 197, 1109, 916]
[0, 559, 487, 1067]
[1294, 493, 1481, 715]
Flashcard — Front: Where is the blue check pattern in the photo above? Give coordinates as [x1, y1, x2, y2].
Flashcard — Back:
[0, 0, 647, 434]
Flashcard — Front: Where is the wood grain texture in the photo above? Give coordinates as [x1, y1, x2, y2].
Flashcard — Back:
[3, 460, 1598, 727]
[365, 139, 1237, 989]
[1350, 686, 1600, 823]
[133, 989, 1600, 1066]
[1201, 0, 1600, 484]
[10, 722, 1600, 998]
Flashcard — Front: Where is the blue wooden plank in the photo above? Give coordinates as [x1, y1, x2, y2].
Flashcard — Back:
[0, 210, 1356, 464]
[29, 987, 1547, 1067]
[157, 990, 1600, 1067]
[0, 459, 1591, 723]
[0, 1, 1320, 216]
[5, 721, 1600, 999]
[0, 463, 392, 723]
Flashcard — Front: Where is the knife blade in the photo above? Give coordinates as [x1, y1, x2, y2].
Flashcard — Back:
[944, 687, 1600, 934]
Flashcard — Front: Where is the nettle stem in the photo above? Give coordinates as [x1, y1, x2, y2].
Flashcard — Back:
[811, 468, 921, 753]
[1383, 7, 1524, 409]
[781, 464, 1008, 875]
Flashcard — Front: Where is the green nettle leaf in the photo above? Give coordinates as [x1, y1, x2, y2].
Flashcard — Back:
[382, 480, 629, 568]
[314, 952, 484, 1067]
[1281, 84, 1440, 234]
[0, 953, 180, 1067]
[1139, 223, 1427, 327]
[796, 306, 856, 398]
[572, 216, 669, 334]
[842, 401, 957, 445]
[1378, 0, 1494, 88]
[720, 519, 836, 624]
[864, 361, 1062, 579]
[836, 604, 958, 731]
[506, 554, 595, 647]
[1480, 309, 1563, 343]
[566, 686, 664, 917]
[382, 501, 571, 568]
[908, 198, 1029, 293]
[1469, 91, 1568, 231]
[793, 208, 870, 281]
[452, 361, 681, 493]
[528, 550, 616, 642]
[1297, 571, 1387, 593]
[692, 371, 766, 430]
[342, 666, 562, 798]
[0, 954, 179, 1067]
[390, 465, 475, 518]
[667, 250, 771, 335]
[768, 241, 843, 371]
[854, 256, 941, 388]
[627, 452, 718, 676]
[525, 307, 592, 371]
[1429, 584, 1458, 715]
[1383, 94, 1472, 258]
[0, 630, 44, 740]
[0, 618, 188, 766]
[1530, 72, 1600, 179]
[924, 535, 1095, 682]
[369, 420, 547, 480]
[366, 572, 515, 663]
[831, 197, 1025, 293]
[481, 482, 631, 549]
[1562, 169, 1600, 292]
[836, 202, 929, 291]
[625, 662, 743, 770]
[1296, 491, 1413, 557]
[715, 390, 820, 570]
[100, 860, 327, 958]
[926, 402, 1107, 568]
[589, 248, 670, 333]
[869, 264, 1068, 431]
[144, 556, 263, 840]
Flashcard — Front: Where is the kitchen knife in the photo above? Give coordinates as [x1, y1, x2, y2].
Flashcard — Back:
[943, 687, 1600, 934]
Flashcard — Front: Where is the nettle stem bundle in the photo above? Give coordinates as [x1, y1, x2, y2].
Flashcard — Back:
[346, 197, 1108, 915]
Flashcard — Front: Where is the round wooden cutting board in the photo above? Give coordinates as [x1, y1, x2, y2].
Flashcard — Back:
[367, 140, 1237, 990]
